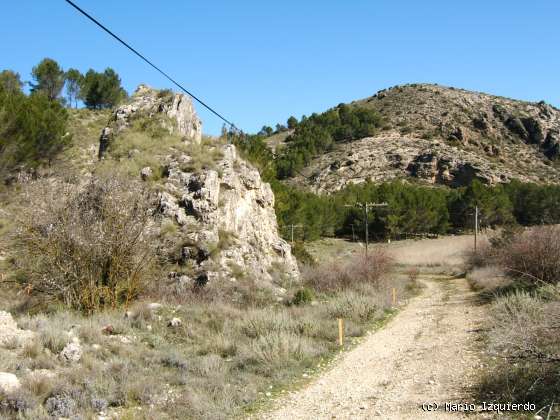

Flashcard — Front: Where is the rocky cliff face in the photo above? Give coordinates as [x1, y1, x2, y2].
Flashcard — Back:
[100, 86, 299, 289]
[289, 84, 560, 193]
[158, 144, 299, 287]
[99, 84, 203, 157]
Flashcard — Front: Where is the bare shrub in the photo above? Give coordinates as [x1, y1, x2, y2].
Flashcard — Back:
[497, 226, 560, 285]
[303, 250, 392, 293]
[13, 175, 156, 312]
[476, 287, 560, 411]
[465, 240, 496, 268]
[489, 288, 560, 362]
[466, 265, 511, 292]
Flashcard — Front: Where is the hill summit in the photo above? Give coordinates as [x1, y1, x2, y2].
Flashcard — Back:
[285, 83, 560, 193]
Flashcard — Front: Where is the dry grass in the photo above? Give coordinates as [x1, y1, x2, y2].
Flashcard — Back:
[303, 250, 392, 293]
[471, 226, 560, 417]
[475, 286, 560, 416]
[466, 265, 511, 293]
[0, 242, 411, 419]
[386, 235, 484, 268]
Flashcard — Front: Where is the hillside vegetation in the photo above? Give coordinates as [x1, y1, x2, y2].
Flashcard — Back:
[467, 226, 560, 417]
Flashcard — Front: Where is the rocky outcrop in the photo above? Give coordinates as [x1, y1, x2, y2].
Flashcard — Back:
[99, 85, 202, 158]
[99, 85, 299, 289]
[0, 372, 20, 394]
[158, 144, 299, 288]
[292, 135, 550, 194]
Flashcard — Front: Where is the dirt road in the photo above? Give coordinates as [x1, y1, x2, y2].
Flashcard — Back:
[255, 273, 487, 419]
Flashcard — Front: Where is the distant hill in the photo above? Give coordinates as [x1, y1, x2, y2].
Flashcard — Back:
[271, 83, 560, 193]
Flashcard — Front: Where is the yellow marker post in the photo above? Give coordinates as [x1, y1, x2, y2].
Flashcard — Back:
[338, 318, 344, 347]
[392, 288, 397, 306]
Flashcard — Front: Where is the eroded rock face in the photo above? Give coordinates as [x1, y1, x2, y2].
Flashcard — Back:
[159, 144, 299, 287]
[292, 135, 539, 193]
[99, 84, 202, 157]
[99, 85, 299, 289]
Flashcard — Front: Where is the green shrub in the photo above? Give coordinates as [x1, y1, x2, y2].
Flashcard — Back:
[291, 242, 315, 265]
[292, 288, 314, 305]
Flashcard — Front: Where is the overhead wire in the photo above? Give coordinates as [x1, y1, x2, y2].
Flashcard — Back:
[64, 0, 238, 131]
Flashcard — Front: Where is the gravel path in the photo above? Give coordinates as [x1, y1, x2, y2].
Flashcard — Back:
[254, 275, 487, 419]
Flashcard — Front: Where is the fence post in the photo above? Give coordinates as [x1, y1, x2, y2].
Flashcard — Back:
[338, 318, 344, 347]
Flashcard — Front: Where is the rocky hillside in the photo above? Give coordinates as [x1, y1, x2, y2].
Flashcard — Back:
[101, 85, 299, 289]
[286, 84, 560, 193]
[0, 85, 299, 295]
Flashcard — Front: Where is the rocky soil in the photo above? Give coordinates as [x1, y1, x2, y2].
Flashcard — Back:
[289, 84, 560, 193]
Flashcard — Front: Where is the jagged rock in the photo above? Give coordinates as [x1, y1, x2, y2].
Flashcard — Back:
[98, 127, 113, 158]
[140, 166, 153, 180]
[59, 341, 82, 363]
[505, 117, 529, 139]
[168, 317, 182, 328]
[544, 130, 560, 159]
[98, 85, 300, 288]
[0, 311, 35, 348]
[0, 372, 20, 394]
[160, 143, 299, 284]
[99, 84, 202, 158]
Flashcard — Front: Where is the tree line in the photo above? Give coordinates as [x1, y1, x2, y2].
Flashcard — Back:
[233, 131, 560, 242]
[250, 103, 384, 179]
[1, 58, 127, 110]
[273, 179, 560, 242]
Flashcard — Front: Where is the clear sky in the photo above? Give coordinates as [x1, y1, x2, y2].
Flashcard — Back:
[2, 1, 559, 134]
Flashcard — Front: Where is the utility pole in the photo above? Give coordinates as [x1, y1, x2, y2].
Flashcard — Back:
[345, 202, 388, 257]
[286, 224, 303, 244]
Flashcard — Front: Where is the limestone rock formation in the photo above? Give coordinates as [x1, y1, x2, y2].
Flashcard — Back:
[99, 84, 202, 157]
[99, 85, 299, 289]
[158, 144, 299, 287]
[59, 340, 82, 363]
[0, 372, 20, 394]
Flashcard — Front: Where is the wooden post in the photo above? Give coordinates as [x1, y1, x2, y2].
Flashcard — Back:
[392, 288, 397, 306]
[338, 318, 344, 347]
[474, 206, 479, 253]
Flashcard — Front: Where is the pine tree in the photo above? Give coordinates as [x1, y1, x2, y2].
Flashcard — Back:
[30, 58, 65, 101]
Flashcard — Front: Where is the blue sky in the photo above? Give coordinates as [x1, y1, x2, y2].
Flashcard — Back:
[2, 1, 559, 134]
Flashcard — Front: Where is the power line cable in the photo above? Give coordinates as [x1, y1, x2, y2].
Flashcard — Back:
[64, 0, 238, 130]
